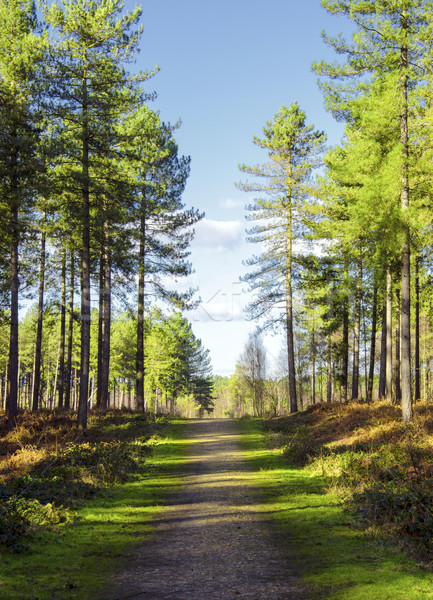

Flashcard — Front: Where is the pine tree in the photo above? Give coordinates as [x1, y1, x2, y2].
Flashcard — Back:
[93, 151, 136, 411]
[121, 106, 202, 412]
[314, 0, 432, 422]
[238, 103, 326, 413]
[313, 75, 407, 403]
[187, 338, 214, 416]
[31, 212, 46, 412]
[0, 0, 42, 427]
[43, 0, 150, 428]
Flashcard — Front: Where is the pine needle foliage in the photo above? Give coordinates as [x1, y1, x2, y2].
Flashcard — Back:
[238, 102, 326, 413]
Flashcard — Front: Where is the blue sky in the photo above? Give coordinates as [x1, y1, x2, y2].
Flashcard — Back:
[125, 0, 351, 376]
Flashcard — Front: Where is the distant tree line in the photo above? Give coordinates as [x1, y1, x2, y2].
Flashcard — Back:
[0, 0, 212, 428]
[0, 307, 213, 418]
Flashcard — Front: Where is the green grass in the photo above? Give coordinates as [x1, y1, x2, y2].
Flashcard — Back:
[237, 418, 433, 600]
[5, 415, 433, 600]
[0, 420, 189, 600]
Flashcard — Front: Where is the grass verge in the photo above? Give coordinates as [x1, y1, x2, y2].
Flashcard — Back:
[0, 416, 189, 600]
[237, 416, 433, 600]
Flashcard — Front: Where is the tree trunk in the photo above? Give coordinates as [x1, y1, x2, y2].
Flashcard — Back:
[341, 259, 349, 403]
[395, 287, 402, 402]
[27, 373, 31, 409]
[386, 269, 393, 401]
[400, 11, 412, 423]
[341, 312, 349, 402]
[351, 259, 362, 400]
[64, 252, 74, 409]
[415, 257, 421, 400]
[78, 75, 90, 430]
[24, 373, 30, 410]
[136, 209, 146, 412]
[327, 336, 332, 403]
[58, 243, 67, 408]
[319, 360, 323, 402]
[368, 284, 378, 402]
[52, 337, 61, 408]
[32, 215, 46, 412]
[89, 377, 95, 408]
[96, 246, 105, 409]
[96, 215, 111, 413]
[120, 381, 125, 409]
[379, 297, 387, 399]
[285, 197, 297, 413]
[73, 368, 78, 410]
[311, 328, 316, 404]
[3, 366, 8, 412]
[45, 358, 50, 409]
[100, 218, 111, 410]
[17, 354, 21, 409]
[6, 126, 20, 429]
[363, 293, 368, 400]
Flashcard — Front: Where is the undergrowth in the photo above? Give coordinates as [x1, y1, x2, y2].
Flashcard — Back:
[0, 409, 167, 552]
[263, 400, 433, 563]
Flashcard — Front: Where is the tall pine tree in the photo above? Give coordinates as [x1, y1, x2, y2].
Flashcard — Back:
[238, 103, 326, 413]
[0, 0, 42, 427]
[43, 0, 151, 428]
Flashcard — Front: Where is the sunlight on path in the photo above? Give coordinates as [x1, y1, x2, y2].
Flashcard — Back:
[105, 419, 307, 600]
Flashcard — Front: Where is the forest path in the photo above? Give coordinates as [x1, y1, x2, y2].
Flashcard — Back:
[104, 418, 309, 600]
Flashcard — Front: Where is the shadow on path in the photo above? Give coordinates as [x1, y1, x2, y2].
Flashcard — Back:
[103, 419, 308, 600]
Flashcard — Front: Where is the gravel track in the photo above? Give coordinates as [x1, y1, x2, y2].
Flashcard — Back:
[103, 418, 309, 600]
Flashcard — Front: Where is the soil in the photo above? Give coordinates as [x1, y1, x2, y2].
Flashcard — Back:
[103, 418, 310, 600]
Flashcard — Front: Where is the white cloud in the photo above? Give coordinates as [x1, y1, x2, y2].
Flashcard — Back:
[192, 219, 244, 251]
[219, 198, 245, 210]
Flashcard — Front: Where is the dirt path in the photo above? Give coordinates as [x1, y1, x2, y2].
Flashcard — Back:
[104, 419, 309, 600]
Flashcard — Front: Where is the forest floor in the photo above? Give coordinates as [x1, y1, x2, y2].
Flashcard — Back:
[105, 418, 308, 600]
[104, 407, 433, 600]
[3, 406, 433, 599]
